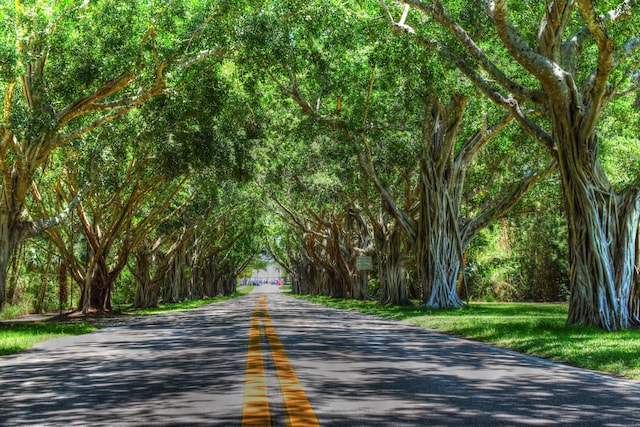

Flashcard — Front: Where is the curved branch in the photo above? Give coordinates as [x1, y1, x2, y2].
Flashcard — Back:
[57, 62, 168, 146]
[29, 180, 91, 237]
[56, 71, 136, 129]
[462, 160, 558, 243]
[562, 26, 590, 74]
[575, 0, 616, 138]
[455, 113, 513, 167]
[384, 0, 546, 105]
[488, 0, 566, 86]
[357, 131, 418, 242]
[386, 21, 556, 152]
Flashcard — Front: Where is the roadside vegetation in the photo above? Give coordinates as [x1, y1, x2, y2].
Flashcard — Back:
[0, 323, 98, 357]
[0, 0, 638, 370]
[0, 287, 254, 356]
[291, 294, 640, 380]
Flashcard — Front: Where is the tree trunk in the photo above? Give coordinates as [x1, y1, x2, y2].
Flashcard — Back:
[203, 263, 217, 297]
[300, 259, 324, 295]
[376, 225, 409, 305]
[163, 248, 187, 302]
[0, 239, 12, 308]
[78, 256, 116, 312]
[133, 250, 160, 309]
[630, 227, 640, 324]
[220, 277, 236, 295]
[290, 259, 304, 294]
[415, 173, 465, 308]
[456, 249, 469, 301]
[559, 128, 640, 330]
[0, 214, 29, 308]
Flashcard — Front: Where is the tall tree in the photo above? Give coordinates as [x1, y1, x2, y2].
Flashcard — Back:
[380, 0, 640, 329]
[0, 0, 239, 308]
[31, 140, 189, 313]
[251, 0, 555, 307]
[289, 79, 555, 308]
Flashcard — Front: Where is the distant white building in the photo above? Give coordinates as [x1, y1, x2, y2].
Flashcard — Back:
[251, 264, 282, 283]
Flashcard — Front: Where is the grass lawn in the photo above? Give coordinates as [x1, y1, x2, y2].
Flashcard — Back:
[0, 322, 98, 356]
[4, 286, 638, 381]
[290, 294, 640, 380]
[0, 286, 255, 356]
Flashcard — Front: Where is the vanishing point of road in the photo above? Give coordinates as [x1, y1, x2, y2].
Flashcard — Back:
[1, 285, 640, 426]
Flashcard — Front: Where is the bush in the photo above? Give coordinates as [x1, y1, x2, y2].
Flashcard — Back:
[466, 210, 569, 303]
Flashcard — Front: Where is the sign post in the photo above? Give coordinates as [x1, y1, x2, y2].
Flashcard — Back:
[356, 256, 373, 299]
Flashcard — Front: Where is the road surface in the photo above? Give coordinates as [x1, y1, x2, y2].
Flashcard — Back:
[1, 285, 640, 426]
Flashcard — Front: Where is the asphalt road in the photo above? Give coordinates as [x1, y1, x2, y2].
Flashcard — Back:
[2, 285, 640, 426]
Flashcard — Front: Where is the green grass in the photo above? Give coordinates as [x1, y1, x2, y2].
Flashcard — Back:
[6, 287, 636, 381]
[290, 295, 640, 380]
[0, 322, 98, 356]
[0, 287, 255, 356]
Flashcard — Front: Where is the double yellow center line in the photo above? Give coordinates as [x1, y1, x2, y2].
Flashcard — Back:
[242, 294, 320, 426]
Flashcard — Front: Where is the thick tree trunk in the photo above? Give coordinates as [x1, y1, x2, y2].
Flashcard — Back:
[300, 260, 324, 295]
[357, 98, 489, 309]
[415, 103, 466, 308]
[485, 0, 640, 329]
[415, 195, 464, 308]
[203, 263, 218, 297]
[163, 248, 188, 302]
[565, 185, 640, 330]
[559, 129, 640, 330]
[0, 241, 11, 308]
[329, 273, 348, 299]
[133, 250, 160, 309]
[220, 277, 236, 295]
[376, 226, 409, 305]
[188, 266, 204, 299]
[290, 259, 304, 294]
[0, 205, 31, 308]
[630, 228, 640, 324]
[78, 256, 119, 312]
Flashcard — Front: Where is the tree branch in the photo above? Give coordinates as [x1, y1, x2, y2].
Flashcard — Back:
[455, 113, 513, 167]
[536, 0, 573, 61]
[29, 180, 91, 237]
[391, 0, 546, 104]
[462, 160, 558, 243]
[57, 62, 168, 146]
[383, 19, 555, 152]
[56, 71, 136, 129]
[487, 0, 567, 87]
[575, 0, 616, 139]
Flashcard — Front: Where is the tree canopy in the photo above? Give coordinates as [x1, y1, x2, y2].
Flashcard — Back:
[0, 0, 639, 331]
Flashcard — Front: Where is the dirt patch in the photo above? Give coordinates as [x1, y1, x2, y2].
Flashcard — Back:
[45, 310, 143, 327]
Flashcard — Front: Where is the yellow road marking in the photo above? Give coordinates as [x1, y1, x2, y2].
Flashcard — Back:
[261, 299, 320, 427]
[241, 295, 270, 426]
[242, 294, 320, 427]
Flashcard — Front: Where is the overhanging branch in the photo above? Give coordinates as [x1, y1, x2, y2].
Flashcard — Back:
[29, 180, 91, 237]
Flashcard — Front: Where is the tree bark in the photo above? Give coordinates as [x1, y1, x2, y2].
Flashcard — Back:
[558, 127, 640, 329]
[630, 227, 640, 324]
[490, 0, 640, 330]
[383, 0, 640, 328]
[163, 247, 188, 303]
[376, 224, 409, 305]
[416, 172, 465, 308]
[0, 205, 37, 307]
[133, 249, 161, 309]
